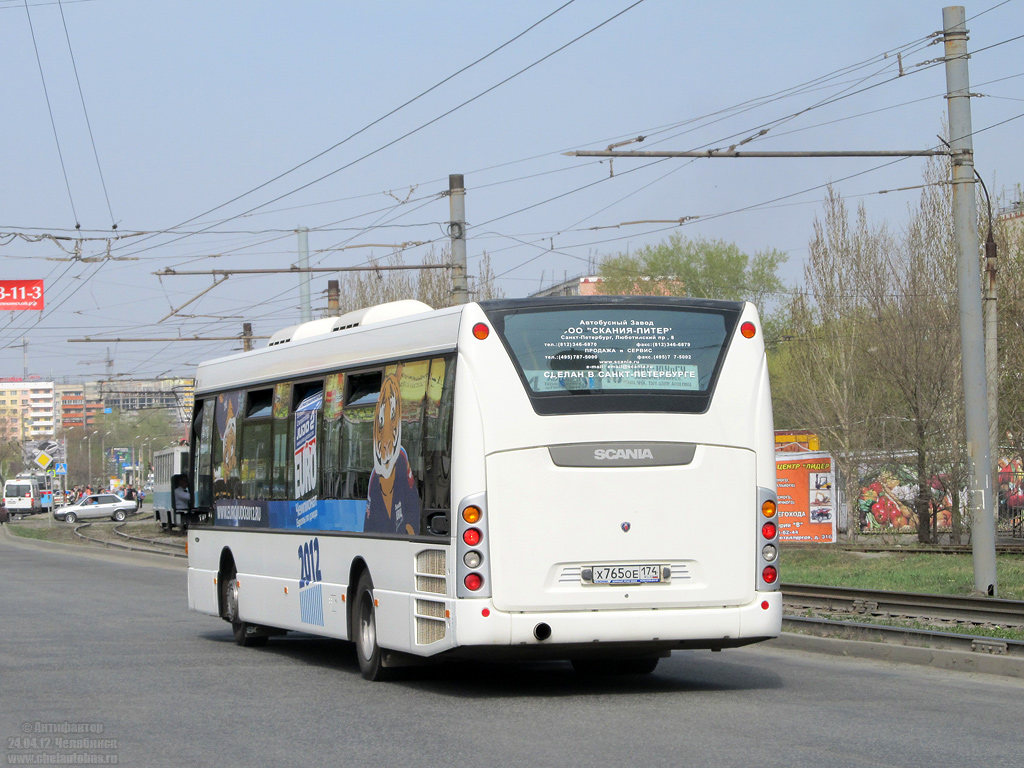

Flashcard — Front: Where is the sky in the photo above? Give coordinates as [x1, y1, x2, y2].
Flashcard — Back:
[1, 0, 1022, 383]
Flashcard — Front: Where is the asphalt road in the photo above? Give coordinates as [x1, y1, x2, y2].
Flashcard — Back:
[2, 528, 1022, 768]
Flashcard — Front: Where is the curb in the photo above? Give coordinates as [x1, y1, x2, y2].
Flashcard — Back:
[768, 631, 1024, 679]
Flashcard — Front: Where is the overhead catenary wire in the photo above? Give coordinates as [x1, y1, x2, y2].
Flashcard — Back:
[21, 0, 79, 228]
[6, 2, 1023, 380]
[56, 0, 116, 229]
[99, 0, 609, 260]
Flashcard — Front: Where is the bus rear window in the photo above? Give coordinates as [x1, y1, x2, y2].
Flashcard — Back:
[482, 299, 742, 415]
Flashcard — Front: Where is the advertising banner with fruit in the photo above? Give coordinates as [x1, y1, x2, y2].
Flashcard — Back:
[776, 454, 836, 543]
[856, 465, 972, 532]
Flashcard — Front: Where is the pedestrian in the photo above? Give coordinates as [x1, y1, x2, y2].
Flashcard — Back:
[173, 476, 189, 511]
[136, 488, 144, 510]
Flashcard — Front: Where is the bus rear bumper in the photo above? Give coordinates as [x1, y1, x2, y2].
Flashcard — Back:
[452, 591, 782, 650]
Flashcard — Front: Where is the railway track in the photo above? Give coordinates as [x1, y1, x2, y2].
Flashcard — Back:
[72, 520, 187, 559]
[782, 583, 1024, 657]
[783, 583, 1024, 627]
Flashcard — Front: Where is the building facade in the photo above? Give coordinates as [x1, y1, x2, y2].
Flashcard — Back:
[0, 380, 55, 440]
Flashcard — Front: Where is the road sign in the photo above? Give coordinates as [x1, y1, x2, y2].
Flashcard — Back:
[34, 451, 53, 470]
[54, 463, 67, 475]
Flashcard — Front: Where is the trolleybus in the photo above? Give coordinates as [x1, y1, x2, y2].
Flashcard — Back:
[185, 296, 781, 679]
[153, 445, 189, 530]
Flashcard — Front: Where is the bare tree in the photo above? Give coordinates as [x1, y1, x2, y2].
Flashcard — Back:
[776, 186, 885, 539]
[336, 246, 501, 313]
[995, 186, 1024, 529]
[861, 160, 963, 543]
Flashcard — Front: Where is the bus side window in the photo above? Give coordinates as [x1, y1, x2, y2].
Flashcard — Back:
[341, 371, 381, 501]
[241, 389, 273, 499]
[272, 382, 294, 500]
[194, 399, 214, 509]
[321, 373, 345, 501]
[422, 356, 455, 517]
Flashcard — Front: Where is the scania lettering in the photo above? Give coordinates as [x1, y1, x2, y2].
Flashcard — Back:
[594, 449, 654, 461]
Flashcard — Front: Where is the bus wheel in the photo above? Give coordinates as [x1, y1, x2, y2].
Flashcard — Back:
[221, 566, 267, 648]
[354, 572, 389, 681]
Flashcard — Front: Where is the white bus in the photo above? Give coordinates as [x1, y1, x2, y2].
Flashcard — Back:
[152, 445, 189, 530]
[186, 297, 781, 679]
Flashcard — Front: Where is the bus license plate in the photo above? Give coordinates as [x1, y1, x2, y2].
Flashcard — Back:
[591, 565, 662, 584]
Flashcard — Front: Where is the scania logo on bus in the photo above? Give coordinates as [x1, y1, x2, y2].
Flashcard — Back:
[594, 448, 654, 461]
[621, 522, 631, 533]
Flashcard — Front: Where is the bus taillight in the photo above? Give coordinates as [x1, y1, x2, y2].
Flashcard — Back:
[472, 323, 490, 340]
[741, 321, 756, 338]
[464, 573, 484, 591]
[463, 528, 482, 547]
[761, 500, 777, 518]
[762, 566, 778, 584]
[761, 521, 777, 539]
[462, 506, 482, 524]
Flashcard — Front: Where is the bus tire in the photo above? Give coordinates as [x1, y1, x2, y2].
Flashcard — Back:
[221, 566, 267, 648]
[353, 571, 389, 681]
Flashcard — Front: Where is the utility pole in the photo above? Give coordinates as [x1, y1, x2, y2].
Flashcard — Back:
[943, 5, 997, 595]
[298, 227, 312, 322]
[327, 280, 339, 315]
[242, 323, 253, 352]
[449, 174, 469, 305]
[984, 226, 998, 500]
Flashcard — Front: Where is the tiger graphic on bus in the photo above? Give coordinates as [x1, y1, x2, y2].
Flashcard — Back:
[365, 369, 419, 535]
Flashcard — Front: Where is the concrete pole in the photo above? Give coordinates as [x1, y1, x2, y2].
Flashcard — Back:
[449, 174, 469, 305]
[298, 227, 312, 322]
[943, 6, 997, 595]
[984, 231, 998, 499]
[327, 280, 339, 315]
[242, 323, 253, 352]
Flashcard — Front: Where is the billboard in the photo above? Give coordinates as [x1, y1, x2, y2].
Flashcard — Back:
[0, 280, 44, 310]
[776, 453, 836, 543]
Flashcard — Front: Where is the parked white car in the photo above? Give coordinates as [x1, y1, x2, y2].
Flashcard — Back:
[54, 493, 136, 523]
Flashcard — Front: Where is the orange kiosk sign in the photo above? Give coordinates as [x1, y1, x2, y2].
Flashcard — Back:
[776, 453, 836, 543]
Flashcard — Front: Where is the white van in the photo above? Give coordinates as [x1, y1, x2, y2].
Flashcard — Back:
[3, 479, 41, 518]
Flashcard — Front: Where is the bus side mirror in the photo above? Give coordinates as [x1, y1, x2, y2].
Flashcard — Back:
[426, 512, 449, 536]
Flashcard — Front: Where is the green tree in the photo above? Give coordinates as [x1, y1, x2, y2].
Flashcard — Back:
[596, 233, 785, 301]
[595, 233, 788, 342]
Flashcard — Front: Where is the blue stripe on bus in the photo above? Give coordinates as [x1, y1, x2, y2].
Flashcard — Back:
[299, 583, 324, 626]
[213, 498, 365, 532]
